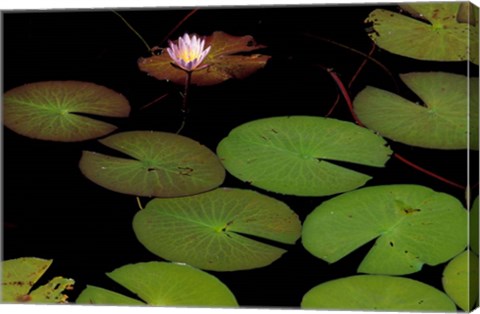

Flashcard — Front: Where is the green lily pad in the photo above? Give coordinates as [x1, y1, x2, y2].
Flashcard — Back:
[442, 250, 479, 311]
[302, 184, 467, 275]
[76, 261, 238, 306]
[76, 285, 144, 305]
[138, 31, 271, 86]
[472, 196, 479, 255]
[1, 257, 74, 303]
[4, 81, 130, 142]
[301, 275, 457, 311]
[79, 131, 225, 197]
[365, 3, 478, 64]
[133, 188, 301, 271]
[354, 72, 479, 150]
[216, 116, 392, 197]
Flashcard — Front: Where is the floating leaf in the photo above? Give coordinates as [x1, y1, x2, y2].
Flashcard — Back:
[133, 188, 301, 271]
[76, 285, 144, 305]
[1, 257, 74, 303]
[79, 131, 225, 197]
[138, 31, 271, 86]
[4, 81, 130, 142]
[301, 275, 457, 311]
[354, 72, 479, 150]
[442, 250, 479, 311]
[76, 261, 238, 307]
[217, 116, 391, 197]
[302, 184, 467, 275]
[365, 3, 478, 64]
[472, 196, 479, 255]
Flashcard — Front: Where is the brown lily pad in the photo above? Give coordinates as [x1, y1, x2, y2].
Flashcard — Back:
[138, 31, 271, 86]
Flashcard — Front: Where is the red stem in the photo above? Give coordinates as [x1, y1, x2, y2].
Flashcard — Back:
[158, 9, 199, 46]
[139, 93, 169, 111]
[326, 43, 376, 117]
[349, 43, 377, 89]
[326, 68, 466, 190]
[393, 153, 465, 190]
[327, 69, 364, 127]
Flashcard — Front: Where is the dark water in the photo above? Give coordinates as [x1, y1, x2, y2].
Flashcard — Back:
[3, 5, 478, 308]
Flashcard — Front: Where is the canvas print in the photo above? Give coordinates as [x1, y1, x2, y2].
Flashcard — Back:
[2, 2, 479, 311]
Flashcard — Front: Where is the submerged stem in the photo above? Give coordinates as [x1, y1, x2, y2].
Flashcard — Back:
[327, 43, 377, 117]
[158, 9, 199, 47]
[140, 93, 169, 111]
[112, 11, 152, 53]
[305, 33, 399, 92]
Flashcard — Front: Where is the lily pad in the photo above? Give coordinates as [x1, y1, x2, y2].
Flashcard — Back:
[4, 81, 130, 142]
[301, 275, 457, 311]
[76, 285, 144, 305]
[217, 116, 391, 197]
[354, 72, 479, 150]
[1, 257, 74, 303]
[442, 250, 479, 311]
[79, 131, 225, 197]
[472, 196, 479, 255]
[76, 261, 238, 306]
[133, 188, 301, 271]
[302, 184, 467, 275]
[138, 31, 271, 86]
[365, 3, 478, 64]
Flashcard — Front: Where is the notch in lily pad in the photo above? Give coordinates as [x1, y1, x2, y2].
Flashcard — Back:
[133, 188, 302, 271]
[4, 81, 130, 142]
[301, 275, 457, 311]
[1, 257, 74, 303]
[302, 184, 467, 275]
[79, 131, 225, 197]
[354, 72, 479, 150]
[217, 116, 392, 197]
[76, 261, 238, 306]
[138, 31, 271, 86]
[365, 3, 478, 64]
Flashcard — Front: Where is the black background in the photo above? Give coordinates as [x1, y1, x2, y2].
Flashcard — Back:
[3, 4, 478, 308]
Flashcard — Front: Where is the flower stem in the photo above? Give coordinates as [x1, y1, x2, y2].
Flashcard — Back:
[176, 70, 193, 134]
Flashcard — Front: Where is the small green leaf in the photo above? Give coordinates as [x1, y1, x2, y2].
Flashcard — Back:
[301, 275, 457, 311]
[4, 81, 130, 142]
[365, 4, 478, 64]
[79, 131, 225, 197]
[1, 257, 74, 303]
[217, 116, 391, 196]
[354, 72, 478, 150]
[133, 188, 301, 271]
[76, 262, 238, 307]
[442, 250, 479, 311]
[138, 31, 270, 86]
[302, 184, 467, 275]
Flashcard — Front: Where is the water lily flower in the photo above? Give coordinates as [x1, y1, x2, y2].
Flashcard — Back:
[167, 33, 211, 72]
